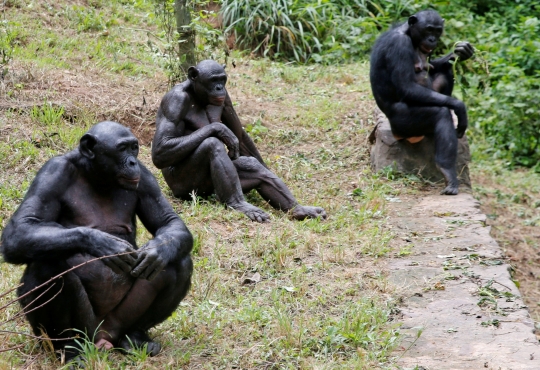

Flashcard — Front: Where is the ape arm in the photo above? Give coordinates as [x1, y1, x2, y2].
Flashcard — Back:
[431, 42, 475, 70]
[152, 89, 239, 169]
[131, 164, 193, 280]
[386, 33, 467, 129]
[0, 156, 136, 271]
[221, 93, 267, 167]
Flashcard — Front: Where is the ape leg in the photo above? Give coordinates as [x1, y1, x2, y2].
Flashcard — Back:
[434, 109, 459, 195]
[18, 261, 99, 360]
[430, 61, 455, 96]
[389, 104, 459, 195]
[235, 157, 326, 220]
[97, 255, 193, 355]
[162, 137, 269, 222]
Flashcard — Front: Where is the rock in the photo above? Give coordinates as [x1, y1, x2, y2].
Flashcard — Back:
[369, 110, 471, 188]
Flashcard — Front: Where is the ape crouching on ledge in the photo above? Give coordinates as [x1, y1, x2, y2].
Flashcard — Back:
[152, 59, 327, 222]
[370, 9, 474, 195]
[0, 121, 193, 363]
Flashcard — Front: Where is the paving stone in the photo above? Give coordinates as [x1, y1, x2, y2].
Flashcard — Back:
[388, 193, 539, 370]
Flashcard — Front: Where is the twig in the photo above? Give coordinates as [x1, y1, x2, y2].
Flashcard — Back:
[0, 329, 74, 341]
[0, 344, 25, 353]
[0, 283, 21, 300]
[3, 280, 64, 325]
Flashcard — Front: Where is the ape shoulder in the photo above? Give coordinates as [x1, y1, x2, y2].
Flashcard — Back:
[159, 82, 194, 122]
[26, 153, 80, 197]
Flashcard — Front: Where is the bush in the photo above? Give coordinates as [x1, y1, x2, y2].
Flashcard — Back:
[220, 0, 428, 63]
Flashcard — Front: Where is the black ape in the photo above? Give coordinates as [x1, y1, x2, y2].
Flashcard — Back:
[0, 121, 193, 361]
[152, 59, 327, 222]
[370, 10, 474, 195]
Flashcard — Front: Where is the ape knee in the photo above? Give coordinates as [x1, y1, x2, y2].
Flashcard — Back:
[200, 137, 227, 158]
[236, 156, 264, 172]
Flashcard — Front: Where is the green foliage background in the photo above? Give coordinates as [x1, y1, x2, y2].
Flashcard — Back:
[220, 0, 540, 170]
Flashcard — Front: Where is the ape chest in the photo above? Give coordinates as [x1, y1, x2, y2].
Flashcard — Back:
[414, 51, 433, 88]
[60, 185, 137, 235]
[184, 106, 213, 131]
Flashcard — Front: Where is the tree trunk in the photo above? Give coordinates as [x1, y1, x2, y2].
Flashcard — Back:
[175, 0, 196, 73]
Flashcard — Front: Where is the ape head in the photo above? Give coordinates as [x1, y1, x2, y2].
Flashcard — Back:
[188, 60, 227, 106]
[408, 10, 444, 54]
[79, 121, 141, 190]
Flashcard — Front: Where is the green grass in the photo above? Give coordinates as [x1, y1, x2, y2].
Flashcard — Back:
[0, 1, 414, 369]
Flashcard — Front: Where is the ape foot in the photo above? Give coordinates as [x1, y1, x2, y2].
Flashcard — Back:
[229, 201, 270, 223]
[119, 331, 161, 357]
[440, 184, 459, 195]
[67, 356, 86, 370]
[291, 205, 327, 221]
[95, 338, 114, 350]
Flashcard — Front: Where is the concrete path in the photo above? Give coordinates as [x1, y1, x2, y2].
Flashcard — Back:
[388, 192, 539, 370]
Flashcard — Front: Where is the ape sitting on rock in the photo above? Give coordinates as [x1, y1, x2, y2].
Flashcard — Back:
[370, 9, 474, 195]
[152, 60, 326, 222]
[0, 121, 193, 363]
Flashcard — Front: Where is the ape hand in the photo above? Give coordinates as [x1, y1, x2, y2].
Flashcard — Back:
[453, 42, 474, 61]
[91, 231, 137, 274]
[451, 100, 468, 138]
[212, 122, 240, 160]
[131, 243, 166, 280]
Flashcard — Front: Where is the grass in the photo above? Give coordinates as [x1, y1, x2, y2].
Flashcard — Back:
[0, 1, 405, 369]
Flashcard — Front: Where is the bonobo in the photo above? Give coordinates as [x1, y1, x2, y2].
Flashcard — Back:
[370, 9, 474, 195]
[152, 59, 326, 222]
[0, 121, 193, 362]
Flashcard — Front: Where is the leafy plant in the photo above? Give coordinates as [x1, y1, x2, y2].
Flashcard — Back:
[221, 0, 426, 63]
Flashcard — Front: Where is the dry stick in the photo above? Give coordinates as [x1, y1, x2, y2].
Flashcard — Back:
[0, 330, 69, 342]
[0, 344, 25, 353]
[2, 249, 137, 311]
[0, 283, 22, 300]
[0, 252, 134, 346]
[3, 280, 64, 325]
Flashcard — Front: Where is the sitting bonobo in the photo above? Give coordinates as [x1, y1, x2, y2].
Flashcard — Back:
[370, 10, 474, 195]
[0, 121, 193, 362]
[152, 60, 326, 222]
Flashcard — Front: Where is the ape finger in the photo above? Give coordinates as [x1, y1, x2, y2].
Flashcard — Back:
[118, 251, 137, 267]
[142, 260, 165, 281]
[228, 145, 240, 160]
[103, 256, 132, 274]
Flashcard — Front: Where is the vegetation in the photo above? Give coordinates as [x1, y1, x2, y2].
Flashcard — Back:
[221, 0, 540, 169]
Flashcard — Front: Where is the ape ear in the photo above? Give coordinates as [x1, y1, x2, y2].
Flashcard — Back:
[79, 133, 97, 160]
[222, 63, 226, 70]
[188, 66, 199, 81]
[408, 15, 418, 26]
[441, 18, 445, 24]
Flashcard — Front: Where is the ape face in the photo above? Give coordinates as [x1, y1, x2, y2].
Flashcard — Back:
[79, 121, 141, 190]
[408, 10, 444, 54]
[188, 60, 227, 106]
